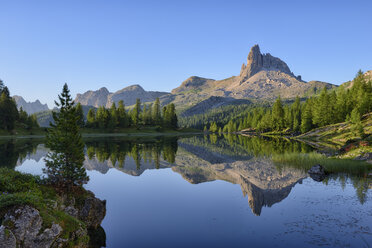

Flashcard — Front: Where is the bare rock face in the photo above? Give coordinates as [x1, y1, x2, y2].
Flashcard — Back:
[308, 164, 327, 182]
[0, 191, 106, 248]
[75, 87, 110, 108]
[0, 226, 16, 248]
[1, 205, 63, 248]
[239, 44, 294, 82]
[106, 84, 168, 108]
[12, 96, 49, 115]
[75, 85, 169, 108]
[78, 193, 106, 229]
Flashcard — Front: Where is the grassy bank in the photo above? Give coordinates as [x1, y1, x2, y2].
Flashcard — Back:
[272, 152, 372, 175]
[296, 113, 372, 148]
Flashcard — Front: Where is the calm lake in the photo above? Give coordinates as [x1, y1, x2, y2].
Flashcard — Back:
[2, 135, 372, 247]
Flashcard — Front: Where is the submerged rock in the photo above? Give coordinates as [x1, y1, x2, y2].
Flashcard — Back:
[308, 164, 327, 182]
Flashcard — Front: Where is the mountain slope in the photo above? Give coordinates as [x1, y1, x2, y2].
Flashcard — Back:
[167, 45, 336, 108]
[75, 85, 169, 108]
[12, 96, 49, 114]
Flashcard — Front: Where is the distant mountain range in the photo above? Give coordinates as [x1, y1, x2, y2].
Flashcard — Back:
[75, 84, 169, 108]
[12, 96, 49, 114]
[13, 44, 371, 126]
[73, 44, 336, 115]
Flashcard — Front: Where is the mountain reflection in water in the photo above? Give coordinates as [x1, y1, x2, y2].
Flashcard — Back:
[3, 135, 372, 247]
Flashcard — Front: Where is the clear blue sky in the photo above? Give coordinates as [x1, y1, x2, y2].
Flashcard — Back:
[0, 0, 371, 107]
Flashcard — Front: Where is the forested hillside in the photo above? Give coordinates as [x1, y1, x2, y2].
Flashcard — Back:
[193, 70, 371, 136]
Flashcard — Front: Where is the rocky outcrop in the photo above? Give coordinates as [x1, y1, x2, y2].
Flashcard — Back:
[75, 85, 169, 108]
[75, 87, 110, 108]
[0, 206, 64, 248]
[12, 96, 49, 114]
[78, 194, 106, 229]
[239, 44, 294, 82]
[168, 44, 337, 107]
[106, 85, 168, 108]
[0, 191, 106, 248]
[308, 164, 327, 182]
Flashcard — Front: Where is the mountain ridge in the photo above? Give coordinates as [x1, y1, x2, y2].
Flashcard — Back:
[75, 84, 169, 108]
[12, 95, 49, 114]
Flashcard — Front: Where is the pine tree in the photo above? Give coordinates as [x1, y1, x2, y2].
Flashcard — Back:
[117, 100, 128, 128]
[0, 84, 18, 131]
[152, 98, 162, 125]
[313, 87, 331, 127]
[96, 106, 109, 128]
[44, 84, 88, 188]
[209, 122, 218, 133]
[108, 103, 118, 129]
[292, 96, 301, 132]
[272, 96, 284, 130]
[75, 103, 85, 127]
[350, 108, 365, 138]
[301, 99, 313, 133]
[131, 98, 141, 129]
[87, 108, 96, 128]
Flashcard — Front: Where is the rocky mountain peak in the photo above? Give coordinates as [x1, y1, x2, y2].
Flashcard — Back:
[119, 84, 145, 92]
[239, 44, 294, 82]
[12, 95, 49, 114]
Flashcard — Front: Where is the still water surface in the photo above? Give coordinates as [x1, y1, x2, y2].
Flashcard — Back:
[2, 135, 372, 247]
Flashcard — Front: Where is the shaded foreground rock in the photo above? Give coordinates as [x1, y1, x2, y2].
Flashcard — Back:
[0, 191, 106, 248]
[0, 206, 63, 248]
[308, 164, 327, 182]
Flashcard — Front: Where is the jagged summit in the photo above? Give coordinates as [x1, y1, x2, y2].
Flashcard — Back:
[12, 95, 49, 114]
[75, 84, 169, 108]
[165, 44, 335, 108]
[239, 44, 295, 82]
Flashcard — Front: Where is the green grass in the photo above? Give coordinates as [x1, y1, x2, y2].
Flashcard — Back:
[272, 152, 372, 175]
[297, 112, 372, 148]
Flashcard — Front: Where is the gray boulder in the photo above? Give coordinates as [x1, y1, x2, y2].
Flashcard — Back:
[78, 193, 106, 229]
[2, 205, 62, 248]
[308, 164, 327, 182]
[0, 226, 16, 248]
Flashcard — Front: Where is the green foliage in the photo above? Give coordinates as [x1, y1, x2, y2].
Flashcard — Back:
[272, 96, 285, 130]
[83, 97, 178, 131]
[76, 103, 85, 127]
[273, 152, 372, 175]
[0, 80, 40, 132]
[44, 83, 89, 188]
[191, 70, 372, 135]
[163, 103, 178, 129]
[209, 122, 218, 133]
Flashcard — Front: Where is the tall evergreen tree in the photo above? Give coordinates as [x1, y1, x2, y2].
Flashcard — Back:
[301, 98, 313, 133]
[152, 98, 162, 125]
[75, 103, 85, 127]
[131, 98, 141, 129]
[0, 84, 18, 131]
[117, 100, 128, 128]
[86, 108, 96, 128]
[271, 96, 285, 130]
[109, 103, 118, 129]
[43, 84, 88, 188]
